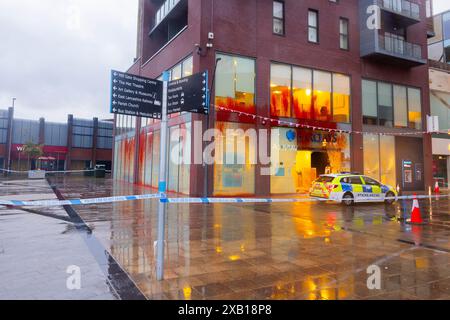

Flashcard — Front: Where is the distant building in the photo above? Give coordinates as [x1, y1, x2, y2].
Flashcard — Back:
[428, 9, 450, 189]
[0, 109, 113, 171]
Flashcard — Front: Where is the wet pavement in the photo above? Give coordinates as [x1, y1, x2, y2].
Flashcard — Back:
[0, 179, 119, 300]
[1, 176, 450, 300]
[42, 176, 450, 300]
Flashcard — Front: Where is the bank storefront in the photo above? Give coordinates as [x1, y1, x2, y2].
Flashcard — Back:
[271, 128, 350, 194]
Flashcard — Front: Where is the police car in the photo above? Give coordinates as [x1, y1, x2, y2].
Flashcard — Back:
[309, 173, 397, 205]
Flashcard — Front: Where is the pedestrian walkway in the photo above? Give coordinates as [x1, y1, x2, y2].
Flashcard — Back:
[50, 176, 450, 300]
[0, 179, 119, 300]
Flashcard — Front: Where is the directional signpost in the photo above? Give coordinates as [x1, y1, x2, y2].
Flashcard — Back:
[167, 71, 209, 115]
[109, 69, 210, 281]
[110, 70, 163, 119]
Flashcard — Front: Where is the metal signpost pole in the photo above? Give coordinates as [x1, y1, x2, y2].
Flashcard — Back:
[156, 71, 170, 281]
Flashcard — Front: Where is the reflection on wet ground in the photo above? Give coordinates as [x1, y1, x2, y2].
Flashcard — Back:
[44, 176, 450, 300]
[0, 179, 118, 300]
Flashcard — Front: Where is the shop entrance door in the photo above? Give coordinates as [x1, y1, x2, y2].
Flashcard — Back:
[311, 152, 330, 176]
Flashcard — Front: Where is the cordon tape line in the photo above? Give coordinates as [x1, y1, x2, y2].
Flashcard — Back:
[0, 193, 448, 207]
[0, 193, 162, 207]
[0, 168, 97, 174]
[162, 194, 450, 204]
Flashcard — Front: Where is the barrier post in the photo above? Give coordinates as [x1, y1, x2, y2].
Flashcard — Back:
[156, 71, 170, 281]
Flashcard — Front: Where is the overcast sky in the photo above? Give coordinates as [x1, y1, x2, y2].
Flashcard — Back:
[0, 0, 449, 123]
[0, 0, 138, 122]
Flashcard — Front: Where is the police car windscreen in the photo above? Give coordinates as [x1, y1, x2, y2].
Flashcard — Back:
[316, 176, 334, 183]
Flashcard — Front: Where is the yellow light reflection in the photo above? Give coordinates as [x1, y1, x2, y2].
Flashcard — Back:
[229, 255, 241, 261]
[183, 286, 192, 300]
[216, 246, 222, 253]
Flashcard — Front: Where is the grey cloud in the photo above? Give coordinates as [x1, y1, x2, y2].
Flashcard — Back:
[0, 0, 138, 122]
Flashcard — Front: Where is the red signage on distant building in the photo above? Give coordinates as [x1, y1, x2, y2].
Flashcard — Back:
[11, 144, 68, 160]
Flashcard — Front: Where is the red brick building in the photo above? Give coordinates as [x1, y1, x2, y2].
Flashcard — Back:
[114, 0, 434, 196]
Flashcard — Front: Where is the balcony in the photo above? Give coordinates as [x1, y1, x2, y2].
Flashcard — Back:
[148, 0, 188, 56]
[361, 33, 426, 67]
[377, 0, 421, 27]
[151, 0, 186, 33]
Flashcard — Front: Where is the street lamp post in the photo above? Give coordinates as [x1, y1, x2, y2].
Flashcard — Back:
[7, 98, 16, 172]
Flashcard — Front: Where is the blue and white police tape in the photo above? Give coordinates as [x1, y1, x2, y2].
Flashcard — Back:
[161, 194, 450, 204]
[0, 193, 162, 207]
[0, 193, 448, 207]
[0, 168, 97, 174]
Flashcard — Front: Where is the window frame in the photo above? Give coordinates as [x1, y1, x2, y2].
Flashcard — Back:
[339, 17, 349, 51]
[215, 51, 257, 117]
[269, 61, 351, 123]
[308, 9, 319, 44]
[273, 1, 285, 36]
[362, 78, 422, 130]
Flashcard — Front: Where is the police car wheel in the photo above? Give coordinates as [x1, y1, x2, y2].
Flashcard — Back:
[342, 193, 354, 206]
[384, 192, 395, 205]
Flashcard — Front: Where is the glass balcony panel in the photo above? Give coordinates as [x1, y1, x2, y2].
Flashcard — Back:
[378, 34, 423, 60]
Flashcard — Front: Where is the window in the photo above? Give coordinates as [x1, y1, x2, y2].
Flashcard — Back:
[377, 82, 393, 127]
[362, 80, 378, 125]
[215, 54, 256, 113]
[273, 1, 284, 35]
[362, 79, 422, 129]
[363, 177, 380, 186]
[292, 67, 312, 119]
[316, 176, 335, 183]
[313, 70, 332, 121]
[332, 74, 350, 122]
[363, 135, 380, 180]
[182, 56, 193, 77]
[308, 10, 319, 43]
[364, 135, 396, 187]
[349, 176, 363, 184]
[270, 63, 350, 122]
[393, 85, 407, 127]
[270, 64, 292, 117]
[339, 18, 349, 50]
[171, 64, 182, 80]
[408, 88, 422, 130]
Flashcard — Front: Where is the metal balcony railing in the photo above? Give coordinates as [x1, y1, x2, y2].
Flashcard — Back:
[154, 0, 182, 27]
[378, 0, 420, 20]
[378, 34, 423, 60]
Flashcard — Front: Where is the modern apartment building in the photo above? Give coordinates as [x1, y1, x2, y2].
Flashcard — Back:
[114, 0, 434, 196]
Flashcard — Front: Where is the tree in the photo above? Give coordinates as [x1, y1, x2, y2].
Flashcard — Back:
[22, 141, 43, 170]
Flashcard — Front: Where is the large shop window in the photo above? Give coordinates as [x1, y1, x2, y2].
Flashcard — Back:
[332, 74, 351, 123]
[271, 127, 351, 194]
[271, 64, 292, 117]
[362, 79, 422, 129]
[431, 91, 450, 130]
[215, 54, 256, 113]
[167, 123, 191, 194]
[270, 63, 350, 123]
[363, 134, 397, 187]
[407, 88, 422, 130]
[213, 122, 256, 196]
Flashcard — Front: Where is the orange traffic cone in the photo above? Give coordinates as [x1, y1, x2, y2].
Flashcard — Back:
[434, 181, 440, 194]
[410, 194, 423, 224]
